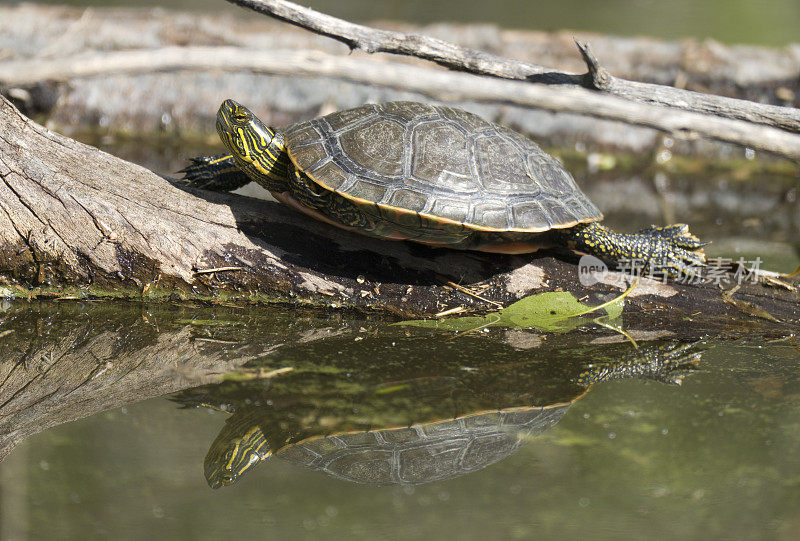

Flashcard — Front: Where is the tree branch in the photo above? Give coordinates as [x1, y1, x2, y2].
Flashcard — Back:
[3, 47, 799, 160]
[225, 0, 800, 134]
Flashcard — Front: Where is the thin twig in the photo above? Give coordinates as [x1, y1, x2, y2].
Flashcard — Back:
[225, 0, 800, 134]
[193, 266, 243, 275]
[444, 280, 504, 307]
[435, 306, 468, 318]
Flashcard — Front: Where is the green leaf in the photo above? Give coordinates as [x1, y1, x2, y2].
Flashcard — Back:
[501, 292, 595, 329]
[395, 282, 635, 333]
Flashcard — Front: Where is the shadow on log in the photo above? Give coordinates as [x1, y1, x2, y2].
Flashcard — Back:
[0, 96, 798, 332]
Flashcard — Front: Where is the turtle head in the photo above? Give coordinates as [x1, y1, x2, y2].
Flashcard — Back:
[216, 99, 273, 163]
[215, 99, 289, 190]
[204, 412, 272, 489]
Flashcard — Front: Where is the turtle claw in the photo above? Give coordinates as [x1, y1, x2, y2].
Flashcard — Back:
[576, 340, 705, 385]
[638, 224, 708, 251]
[633, 224, 708, 279]
[179, 154, 252, 192]
[635, 340, 704, 384]
[646, 342, 704, 384]
[179, 155, 224, 174]
[653, 242, 707, 279]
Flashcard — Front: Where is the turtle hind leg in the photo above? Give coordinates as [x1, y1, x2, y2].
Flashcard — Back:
[180, 153, 252, 192]
[556, 221, 707, 278]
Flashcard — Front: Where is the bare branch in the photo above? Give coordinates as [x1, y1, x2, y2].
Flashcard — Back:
[224, 0, 574, 84]
[225, 0, 800, 133]
[3, 47, 799, 160]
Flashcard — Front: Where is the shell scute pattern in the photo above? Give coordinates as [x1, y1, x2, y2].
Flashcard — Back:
[470, 201, 510, 230]
[512, 201, 550, 231]
[290, 140, 327, 172]
[410, 120, 474, 190]
[284, 101, 602, 231]
[324, 103, 380, 131]
[439, 105, 494, 132]
[278, 408, 562, 485]
[349, 179, 388, 203]
[472, 132, 539, 195]
[381, 427, 420, 444]
[428, 199, 470, 224]
[307, 160, 348, 191]
[339, 117, 405, 178]
[380, 101, 439, 122]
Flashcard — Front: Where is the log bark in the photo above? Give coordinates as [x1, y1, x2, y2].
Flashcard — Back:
[1, 96, 798, 333]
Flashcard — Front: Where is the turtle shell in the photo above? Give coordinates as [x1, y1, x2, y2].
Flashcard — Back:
[283, 102, 602, 232]
[277, 406, 568, 485]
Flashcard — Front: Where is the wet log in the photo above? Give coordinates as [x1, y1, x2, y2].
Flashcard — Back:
[0, 96, 798, 332]
[0, 302, 326, 462]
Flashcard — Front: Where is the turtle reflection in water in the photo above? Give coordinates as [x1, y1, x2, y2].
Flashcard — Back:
[173, 343, 702, 489]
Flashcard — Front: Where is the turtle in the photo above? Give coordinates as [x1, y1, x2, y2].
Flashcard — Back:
[205, 404, 566, 488]
[182, 100, 706, 276]
[172, 342, 702, 488]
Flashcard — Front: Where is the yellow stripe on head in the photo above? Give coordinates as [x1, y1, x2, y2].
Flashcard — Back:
[215, 99, 292, 192]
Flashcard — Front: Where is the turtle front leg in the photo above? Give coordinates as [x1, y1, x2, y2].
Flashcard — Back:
[556, 222, 707, 278]
[180, 154, 253, 192]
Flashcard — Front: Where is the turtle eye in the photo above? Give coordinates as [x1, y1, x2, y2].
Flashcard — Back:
[232, 111, 250, 123]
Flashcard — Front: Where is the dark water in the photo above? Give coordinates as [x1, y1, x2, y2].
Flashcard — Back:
[17, 0, 800, 46]
[0, 301, 799, 540]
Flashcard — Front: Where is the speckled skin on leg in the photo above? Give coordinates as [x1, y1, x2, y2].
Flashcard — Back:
[575, 342, 703, 386]
[550, 222, 707, 277]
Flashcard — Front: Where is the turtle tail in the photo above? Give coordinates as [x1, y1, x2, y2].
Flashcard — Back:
[555, 222, 707, 278]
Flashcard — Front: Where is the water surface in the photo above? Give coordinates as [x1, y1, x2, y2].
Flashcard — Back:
[0, 300, 800, 539]
[0, 301, 798, 539]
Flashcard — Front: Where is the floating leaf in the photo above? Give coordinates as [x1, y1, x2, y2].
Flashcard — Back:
[395, 282, 636, 333]
[502, 292, 600, 330]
